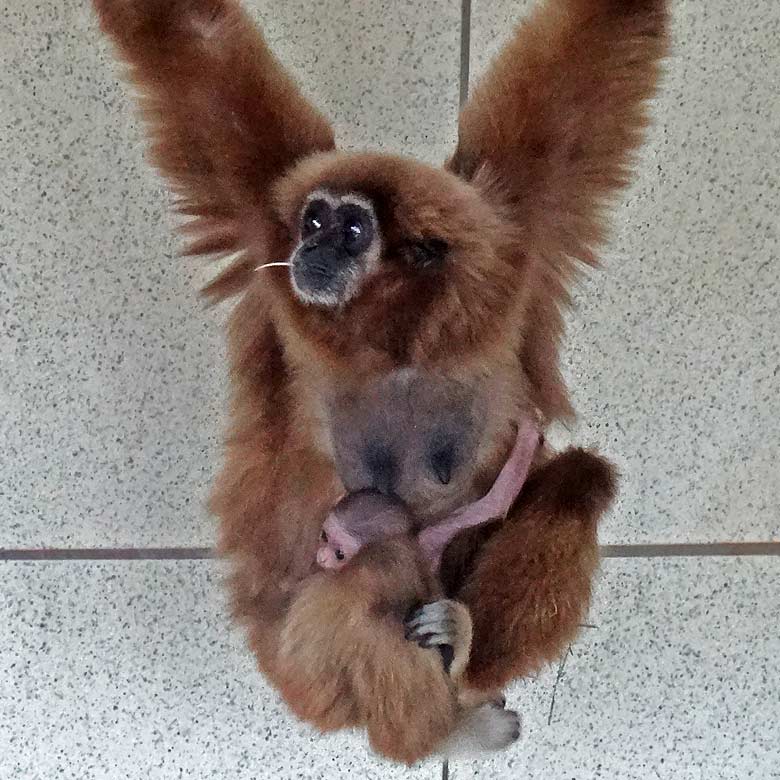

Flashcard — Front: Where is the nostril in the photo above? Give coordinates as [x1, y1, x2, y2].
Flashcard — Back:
[297, 241, 343, 273]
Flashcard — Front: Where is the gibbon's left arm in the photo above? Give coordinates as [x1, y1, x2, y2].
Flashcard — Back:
[93, 0, 335, 298]
[450, 0, 670, 422]
[444, 0, 668, 691]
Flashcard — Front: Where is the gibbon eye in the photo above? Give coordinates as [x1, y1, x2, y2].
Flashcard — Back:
[320, 530, 328, 542]
[301, 199, 332, 240]
[337, 204, 374, 255]
[406, 238, 448, 269]
[335, 549, 345, 561]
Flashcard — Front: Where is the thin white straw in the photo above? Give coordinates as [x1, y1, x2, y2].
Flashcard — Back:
[254, 261, 292, 271]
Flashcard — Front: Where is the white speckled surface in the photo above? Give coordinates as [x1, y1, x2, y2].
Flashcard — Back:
[471, 0, 780, 543]
[0, 0, 460, 548]
[2, 558, 778, 779]
[252, 0, 461, 161]
[0, 560, 435, 780]
[3, 3, 779, 778]
[471, 557, 780, 779]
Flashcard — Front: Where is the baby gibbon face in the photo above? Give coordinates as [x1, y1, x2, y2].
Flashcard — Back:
[270, 152, 525, 364]
[316, 490, 413, 570]
[316, 514, 361, 570]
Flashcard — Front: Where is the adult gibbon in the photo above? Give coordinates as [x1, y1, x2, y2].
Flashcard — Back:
[94, 0, 668, 764]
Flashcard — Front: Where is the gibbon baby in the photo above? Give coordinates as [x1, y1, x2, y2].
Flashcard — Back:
[314, 491, 512, 759]
[317, 489, 475, 683]
[316, 417, 538, 662]
[94, 0, 668, 764]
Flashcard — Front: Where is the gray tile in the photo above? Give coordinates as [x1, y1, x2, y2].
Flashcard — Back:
[0, 1, 225, 549]
[251, 0, 461, 162]
[463, 556, 780, 779]
[0, 559, 434, 779]
[2, 558, 778, 779]
[470, 0, 780, 543]
[0, 0, 460, 548]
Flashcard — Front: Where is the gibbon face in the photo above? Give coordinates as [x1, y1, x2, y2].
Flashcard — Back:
[269, 152, 528, 366]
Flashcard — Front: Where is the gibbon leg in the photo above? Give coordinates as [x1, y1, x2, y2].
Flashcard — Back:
[458, 448, 617, 690]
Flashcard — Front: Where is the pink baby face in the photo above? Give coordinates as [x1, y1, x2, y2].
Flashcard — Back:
[316, 514, 362, 570]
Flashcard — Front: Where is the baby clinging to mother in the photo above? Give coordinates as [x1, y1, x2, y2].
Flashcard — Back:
[92, 0, 668, 765]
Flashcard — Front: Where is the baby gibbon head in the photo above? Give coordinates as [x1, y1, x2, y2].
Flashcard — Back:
[316, 490, 412, 571]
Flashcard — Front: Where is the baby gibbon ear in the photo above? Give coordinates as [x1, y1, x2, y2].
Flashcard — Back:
[448, 0, 669, 422]
[94, 0, 335, 300]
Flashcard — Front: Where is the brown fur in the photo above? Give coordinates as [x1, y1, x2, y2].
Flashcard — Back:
[277, 540, 458, 763]
[279, 534, 486, 763]
[459, 447, 617, 688]
[94, 0, 668, 764]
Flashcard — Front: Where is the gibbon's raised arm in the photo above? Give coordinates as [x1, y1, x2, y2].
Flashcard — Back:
[93, 0, 335, 297]
[450, 0, 669, 421]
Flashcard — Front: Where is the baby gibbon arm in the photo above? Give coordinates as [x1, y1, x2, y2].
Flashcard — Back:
[92, 0, 335, 298]
[418, 418, 539, 569]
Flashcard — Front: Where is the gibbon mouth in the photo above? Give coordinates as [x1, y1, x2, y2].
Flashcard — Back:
[290, 254, 357, 307]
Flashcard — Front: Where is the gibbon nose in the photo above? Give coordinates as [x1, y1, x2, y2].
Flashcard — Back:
[316, 547, 329, 567]
[300, 222, 353, 262]
[293, 234, 354, 299]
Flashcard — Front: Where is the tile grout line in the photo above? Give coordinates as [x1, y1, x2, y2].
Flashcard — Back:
[459, 0, 472, 109]
[0, 548, 217, 561]
[1, 543, 779, 561]
[601, 542, 780, 558]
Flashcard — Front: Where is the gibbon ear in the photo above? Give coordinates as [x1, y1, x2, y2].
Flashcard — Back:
[448, 0, 669, 421]
[94, 0, 335, 300]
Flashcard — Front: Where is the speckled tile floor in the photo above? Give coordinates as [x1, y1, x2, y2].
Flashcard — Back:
[1, 0, 778, 778]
